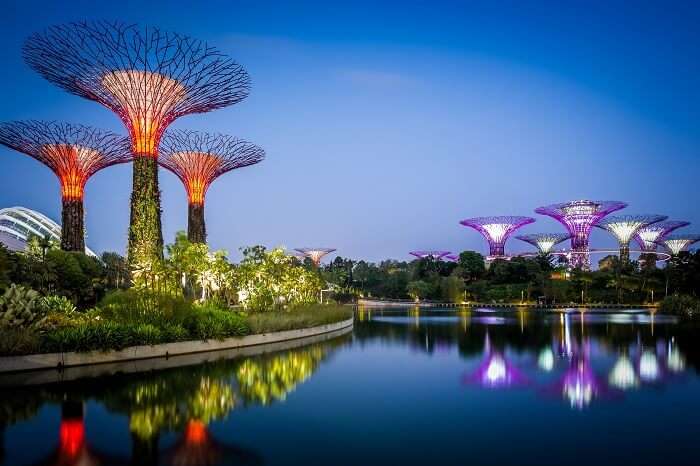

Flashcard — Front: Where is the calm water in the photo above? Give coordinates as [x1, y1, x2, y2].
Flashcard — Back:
[2, 307, 700, 466]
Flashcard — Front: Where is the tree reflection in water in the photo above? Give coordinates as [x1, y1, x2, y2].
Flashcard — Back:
[0, 337, 347, 466]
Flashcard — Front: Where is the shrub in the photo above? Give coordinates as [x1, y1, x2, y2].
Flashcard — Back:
[42, 295, 77, 314]
[0, 284, 47, 330]
[660, 294, 700, 318]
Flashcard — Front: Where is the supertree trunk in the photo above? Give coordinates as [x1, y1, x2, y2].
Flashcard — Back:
[619, 244, 630, 263]
[128, 157, 164, 264]
[188, 203, 206, 244]
[640, 252, 657, 269]
[61, 198, 85, 252]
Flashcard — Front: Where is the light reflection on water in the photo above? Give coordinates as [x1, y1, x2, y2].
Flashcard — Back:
[1, 306, 699, 466]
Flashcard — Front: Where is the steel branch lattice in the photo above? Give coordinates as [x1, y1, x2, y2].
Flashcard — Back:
[459, 216, 535, 257]
[23, 21, 250, 157]
[294, 248, 336, 266]
[0, 120, 131, 200]
[534, 200, 627, 269]
[409, 250, 452, 261]
[634, 220, 690, 252]
[515, 233, 571, 254]
[159, 130, 265, 205]
[658, 234, 700, 255]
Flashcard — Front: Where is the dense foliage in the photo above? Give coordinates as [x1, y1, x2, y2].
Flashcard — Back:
[319, 249, 700, 311]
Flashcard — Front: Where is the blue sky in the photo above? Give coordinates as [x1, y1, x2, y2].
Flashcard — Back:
[1, 0, 699, 261]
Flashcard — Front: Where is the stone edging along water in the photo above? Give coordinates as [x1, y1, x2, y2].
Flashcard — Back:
[0, 318, 354, 376]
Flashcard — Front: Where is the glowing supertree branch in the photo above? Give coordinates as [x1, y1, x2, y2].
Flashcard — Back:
[409, 250, 451, 260]
[160, 130, 264, 243]
[634, 220, 690, 252]
[0, 121, 131, 252]
[459, 216, 535, 257]
[516, 233, 571, 254]
[596, 214, 666, 262]
[294, 248, 336, 267]
[535, 200, 627, 269]
[658, 234, 700, 255]
[24, 21, 250, 264]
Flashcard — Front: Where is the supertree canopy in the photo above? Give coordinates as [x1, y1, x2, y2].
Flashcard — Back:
[294, 248, 336, 267]
[444, 254, 459, 262]
[596, 214, 667, 262]
[160, 130, 265, 243]
[0, 121, 131, 252]
[658, 234, 700, 256]
[459, 216, 535, 258]
[409, 250, 451, 260]
[535, 200, 627, 269]
[634, 220, 690, 252]
[24, 21, 250, 264]
[516, 233, 571, 254]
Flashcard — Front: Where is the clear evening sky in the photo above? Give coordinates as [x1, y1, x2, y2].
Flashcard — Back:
[1, 0, 699, 262]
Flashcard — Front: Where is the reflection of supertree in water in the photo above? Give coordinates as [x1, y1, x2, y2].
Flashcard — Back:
[658, 234, 700, 256]
[24, 21, 250, 263]
[535, 200, 627, 269]
[559, 355, 600, 409]
[459, 216, 535, 259]
[516, 233, 571, 254]
[0, 121, 131, 252]
[236, 345, 329, 405]
[608, 355, 639, 390]
[159, 130, 265, 243]
[294, 248, 336, 267]
[409, 250, 451, 260]
[464, 335, 526, 388]
[596, 214, 666, 262]
[634, 220, 689, 265]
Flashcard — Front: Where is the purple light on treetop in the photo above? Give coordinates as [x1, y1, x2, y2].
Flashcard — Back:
[294, 248, 336, 266]
[535, 200, 627, 270]
[634, 220, 690, 252]
[516, 233, 571, 254]
[657, 234, 700, 256]
[596, 214, 667, 262]
[459, 216, 535, 258]
[444, 254, 459, 262]
[409, 250, 451, 260]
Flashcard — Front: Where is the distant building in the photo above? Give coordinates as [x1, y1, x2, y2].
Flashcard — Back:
[0, 206, 96, 257]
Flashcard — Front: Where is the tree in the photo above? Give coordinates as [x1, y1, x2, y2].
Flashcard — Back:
[102, 252, 130, 290]
[455, 251, 486, 282]
[407, 280, 434, 301]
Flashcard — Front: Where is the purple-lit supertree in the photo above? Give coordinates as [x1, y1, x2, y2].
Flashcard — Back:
[634, 220, 690, 265]
[658, 234, 700, 256]
[459, 216, 535, 259]
[444, 254, 459, 262]
[596, 214, 666, 263]
[535, 200, 627, 270]
[516, 233, 571, 254]
[408, 250, 451, 261]
[294, 248, 336, 267]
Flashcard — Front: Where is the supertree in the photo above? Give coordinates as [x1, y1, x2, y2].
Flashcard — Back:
[0, 121, 131, 252]
[657, 234, 700, 256]
[634, 220, 690, 265]
[294, 248, 336, 267]
[516, 233, 571, 254]
[159, 130, 264, 243]
[408, 250, 451, 260]
[459, 216, 535, 259]
[24, 21, 250, 264]
[535, 200, 627, 269]
[444, 254, 459, 262]
[596, 214, 667, 262]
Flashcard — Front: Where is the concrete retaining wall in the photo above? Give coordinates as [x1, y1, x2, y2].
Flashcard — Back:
[0, 318, 354, 375]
